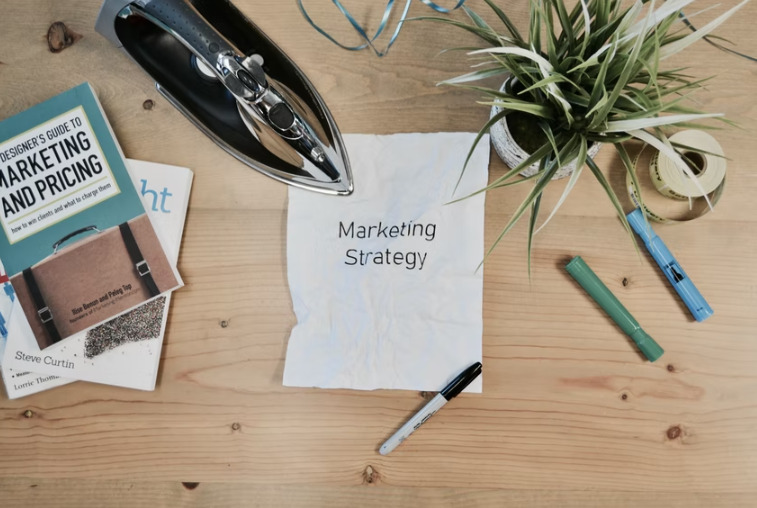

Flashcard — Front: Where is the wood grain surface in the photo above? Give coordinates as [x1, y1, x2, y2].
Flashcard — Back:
[1, 0, 756, 506]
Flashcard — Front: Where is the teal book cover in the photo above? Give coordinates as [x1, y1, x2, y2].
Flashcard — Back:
[0, 83, 182, 350]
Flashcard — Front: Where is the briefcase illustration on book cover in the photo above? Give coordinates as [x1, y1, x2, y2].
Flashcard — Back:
[9, 213, 178, 349]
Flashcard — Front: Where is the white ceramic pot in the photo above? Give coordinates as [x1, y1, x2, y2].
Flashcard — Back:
[489, 80, 601, 180]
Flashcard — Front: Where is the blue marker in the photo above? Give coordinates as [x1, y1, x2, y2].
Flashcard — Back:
[626, 208, 713, 322]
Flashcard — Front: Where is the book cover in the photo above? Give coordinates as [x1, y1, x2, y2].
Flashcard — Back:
[0, 268, 16, 359]
[0, 265, 18, 363]
[0, 260, 74, 397]
[1, 368, 72, 398]
[1, 159, 193, 398]
[0, 83, 182, 350]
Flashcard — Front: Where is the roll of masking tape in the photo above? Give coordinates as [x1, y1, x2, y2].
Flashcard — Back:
[648, 130, 726, 200]
[627, 130, 727, 224]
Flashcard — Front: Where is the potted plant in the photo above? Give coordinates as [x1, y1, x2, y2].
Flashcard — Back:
[425, 0, 746, 270]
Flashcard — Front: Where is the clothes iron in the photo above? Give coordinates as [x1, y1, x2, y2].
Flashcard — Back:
[95, 0, 353, 195]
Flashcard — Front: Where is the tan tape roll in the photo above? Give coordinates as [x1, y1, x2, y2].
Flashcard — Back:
[649, 130, 726, 200]
[627, 131, 727, 224]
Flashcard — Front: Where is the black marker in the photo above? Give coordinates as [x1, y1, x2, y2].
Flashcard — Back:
[379, 362, 482, 455]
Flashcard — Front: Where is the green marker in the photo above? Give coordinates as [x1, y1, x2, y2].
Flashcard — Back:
[566, 256, 664, 362]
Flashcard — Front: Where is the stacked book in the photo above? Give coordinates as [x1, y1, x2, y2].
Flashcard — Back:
[0, 83, 193, 398]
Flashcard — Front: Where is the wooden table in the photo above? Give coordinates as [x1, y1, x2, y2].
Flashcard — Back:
[2, 1, 756, 506]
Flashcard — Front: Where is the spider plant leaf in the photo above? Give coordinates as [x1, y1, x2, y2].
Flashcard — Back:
[629, 128, 713, 209]
[614, 141, 645, 217]
[539, 1, 559, 66]
[457, 84, 554, 105]
[470, 46, 553, 67]
[488, 170, 544, 189]
[670, 140, 728, 161]
[449, 142, 553, 205]
[413, 17, 502, 46]
[615, 92, 646, 112]
[481, 150, 564, 268]
[438, 68, 512, 85]
[697, 34, 734, 45]
[552, 0, 575, 51]
[452, 116, 548, 199]
[565, 0, 588, 24]
[611, 143, 644, 259]
[538, 121, 563, 167]
[586, 35, 616, 115]
[479, 100, 555, 119]
[463, 5, 497, 36]
[585, 132, 632, 144]
[615, 91, 702, 120]
[527, 191, 543, 279]
[584, 156, 637, 247]
[534, 137, 588, 235]
[570, 0, 641, 72]
[470, 47, 573, 119]
[605, 112, 723, 131]
[529, 0, 542, 54]
[595, 0, 611, 29]
[623, 0, 697, 38]
[675, 3, 726, 23]
[453, 107, 508, 194]
[484, 142, 555, 191]
[519, 74, 577, 95]
[659, 0, 751, 59]
[568, 32, 619, 73]
[672, 121, 734, 131]
[647, 15, 662, 89]
[482, 0, 524, 43]
[563, 90, 591, 105]
[590, 10, 649, 130]
[576, 0, 592, 56]
[657, 77, 713, 97]
[483, 133, 581, 264]
[437, 46, 499, 56]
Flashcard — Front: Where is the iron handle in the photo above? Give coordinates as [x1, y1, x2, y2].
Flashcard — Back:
[138, 0, 234, 66]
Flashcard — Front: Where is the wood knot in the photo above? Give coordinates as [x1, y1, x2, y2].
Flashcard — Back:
[142, 99, 155, 110]
[667, 364, 676, 373]
[231, 422, 241, 431]
[620, 393, 628, 401]
[666, 425, 682, 440]
[220, 319, 230, 328]
[622, 277, 629, 287]
[23, 410, 34, 418]
[47, 22, 82, 53]
[181, 482, 200, 490]
[362, 465, 380, 484]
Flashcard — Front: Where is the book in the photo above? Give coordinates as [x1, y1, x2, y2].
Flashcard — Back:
[1, 159, 193, 398]
[0, 268, 14, 361]
[0, 83, 182, 350]
[1, 255, 74, 398]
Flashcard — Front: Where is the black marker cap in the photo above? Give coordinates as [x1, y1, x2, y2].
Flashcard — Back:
[440, 362, 482, 400]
